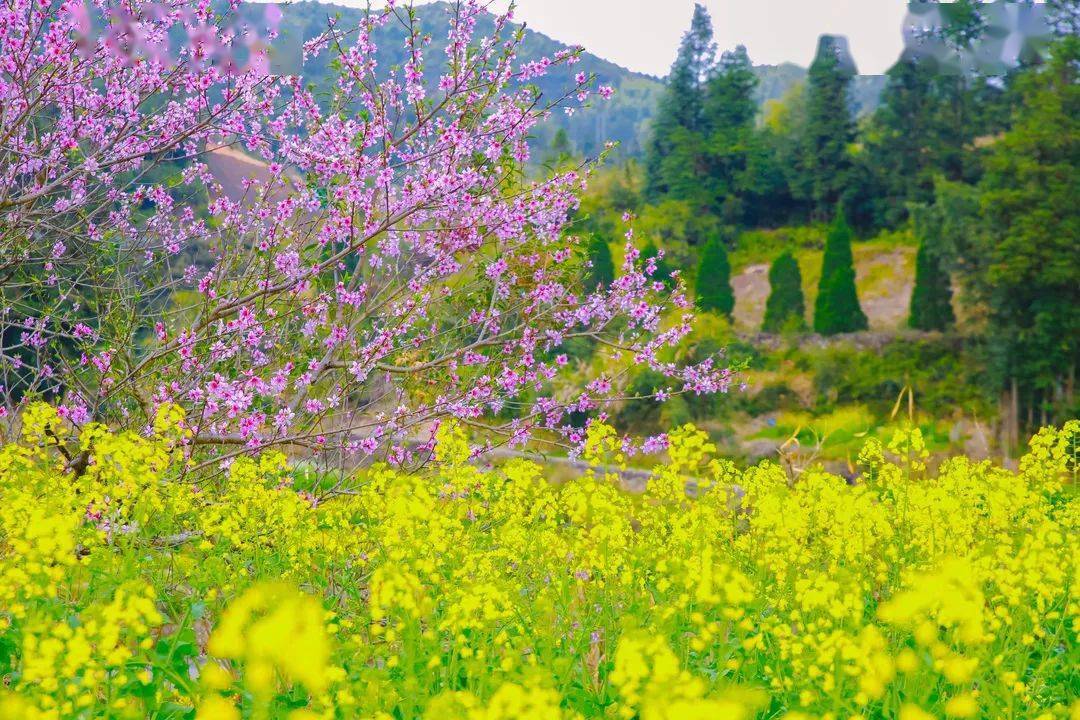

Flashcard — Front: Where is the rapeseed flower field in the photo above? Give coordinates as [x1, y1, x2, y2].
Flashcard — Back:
[0, 404, 1076, 719]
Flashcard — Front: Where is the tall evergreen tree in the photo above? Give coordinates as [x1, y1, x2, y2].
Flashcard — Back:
[800, 35, 856, 220]
[584, 235, 615, 292]
[814, 210, 867, 335]
[644, 3, 716, 200]
[695, 236, 735, 318]
[864, 53, 990, 229]
[908, 238, 955, 332]
[762, 251, 806, 332]
[703, 45, 758, 132]
[865, 58, 940, 227]
[946, 36, 1080, 433]
[701, 45, 760, 224]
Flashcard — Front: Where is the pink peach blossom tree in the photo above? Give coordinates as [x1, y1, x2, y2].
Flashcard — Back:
[0, 0, 733, 478]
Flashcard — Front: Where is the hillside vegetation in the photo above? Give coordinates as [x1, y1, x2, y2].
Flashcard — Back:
[240, 1, 885, 161]
[569, 5, 1077, 459]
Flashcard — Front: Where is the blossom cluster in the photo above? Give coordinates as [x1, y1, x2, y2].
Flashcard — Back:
[0, 404, 1076, 718]
[1, 0, 729, 469]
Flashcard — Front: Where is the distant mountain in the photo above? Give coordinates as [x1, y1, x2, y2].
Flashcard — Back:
[245, 2, 885, 159]
[753, 63, 809, 106]
[754, 63, 887, 116]
[245, 1, 663, 160]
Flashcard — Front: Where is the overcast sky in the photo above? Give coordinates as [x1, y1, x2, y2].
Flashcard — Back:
[324, 0, 910, 75]
[497, 0, 908, 75]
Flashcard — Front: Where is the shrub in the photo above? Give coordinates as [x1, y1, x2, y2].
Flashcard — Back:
[814, 211, 868, 334]
[762, 250, 807, 332]
[695, 236, 735, 318]
[908, 239, 956, 331]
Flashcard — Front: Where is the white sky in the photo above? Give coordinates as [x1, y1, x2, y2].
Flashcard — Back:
[495, 0, 909, 76]
[321, 0, 911, 75]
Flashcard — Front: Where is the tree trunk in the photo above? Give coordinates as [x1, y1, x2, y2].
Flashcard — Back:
[1012, 378, 1020, 448]
[1000, 377, 1020, 458]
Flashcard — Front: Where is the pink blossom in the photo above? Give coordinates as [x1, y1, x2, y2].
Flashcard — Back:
[0, 0, 733, 469]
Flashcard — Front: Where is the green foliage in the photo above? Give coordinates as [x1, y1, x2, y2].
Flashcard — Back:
[731, 224, 826, 267]
[545, 128, 575, 168]
[715, 336, 998, 452]
[908, 238, 955, 332]
[644, 12, 796, 227]
[703, 46, 758, 132]
[800, 36, 856, 219]
[859, 55, 1009, 230]
[635, 199, 721, 267]
[813, 212, 867, 334]
[645, 3, 715, 200]
[584, 235, 615, 291]
[762, 251, 806, 332]
[700, 46, 763, 224]
[694, 237, 735, 318]
[800, 339, 994, 418]
[574, 162, 643, 242]
[941, 37, 1080, 427]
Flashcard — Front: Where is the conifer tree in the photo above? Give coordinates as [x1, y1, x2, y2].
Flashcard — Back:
[762, 251, 806, 332]
[645, 3, 716, 200]
[866, 58, 939, 227]
[703, 45, 758, 133]
[801, 35, 856, 219]
[864, 55, 976, 229]
[701, 45, 760, 223]
[908, 239, 955, 331]
[814, 211, 867, 334]
[584, 235, 615, 292]
[695, 236, 735, 318]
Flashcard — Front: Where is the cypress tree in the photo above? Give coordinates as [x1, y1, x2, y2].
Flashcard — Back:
[584, 235, 615, 292]
[762, 250, 806, 332]
[908, 239, 955, 331]
[695, 236, 735, 318]
[814, 211, 867, 334]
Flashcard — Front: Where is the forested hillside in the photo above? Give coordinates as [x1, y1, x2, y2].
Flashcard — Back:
[241, 1, 886, 160]
[570, 3, 1077, 458]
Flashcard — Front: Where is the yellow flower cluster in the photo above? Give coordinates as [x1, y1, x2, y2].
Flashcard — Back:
[0, 404, 1076, 719]
[7, 583, 161, 718]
